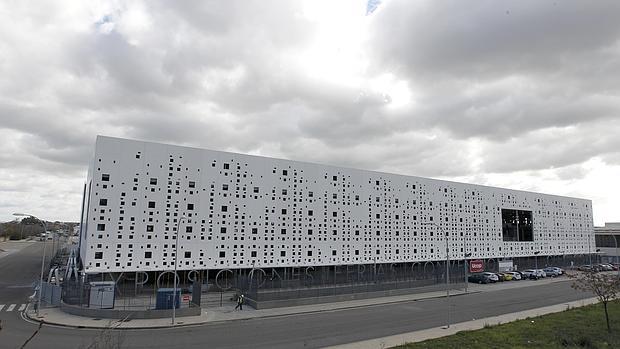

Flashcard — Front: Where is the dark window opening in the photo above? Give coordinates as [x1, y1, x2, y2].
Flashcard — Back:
[501, 209, 534, 242]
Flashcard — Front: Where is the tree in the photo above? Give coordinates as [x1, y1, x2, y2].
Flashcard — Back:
[570, 270, 620, 332]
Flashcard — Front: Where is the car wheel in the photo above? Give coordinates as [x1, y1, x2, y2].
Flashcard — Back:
[478, 280, 483, 284]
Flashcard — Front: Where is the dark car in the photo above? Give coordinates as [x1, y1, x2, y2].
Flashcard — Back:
[468, 272, 496, 284]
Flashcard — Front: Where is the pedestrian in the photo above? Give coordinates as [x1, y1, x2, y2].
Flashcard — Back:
[234, 293, 244, 311]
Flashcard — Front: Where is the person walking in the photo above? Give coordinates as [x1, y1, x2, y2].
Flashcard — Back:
[234, 293, 244, 311]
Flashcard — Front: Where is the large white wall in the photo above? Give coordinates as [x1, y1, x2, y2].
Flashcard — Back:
[79, 136, 594, 274]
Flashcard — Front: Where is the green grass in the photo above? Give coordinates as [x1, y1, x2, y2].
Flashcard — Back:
[394, 300, 620, 349]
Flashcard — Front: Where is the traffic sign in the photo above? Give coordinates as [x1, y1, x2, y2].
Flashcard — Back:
[469, 259, 484, 273]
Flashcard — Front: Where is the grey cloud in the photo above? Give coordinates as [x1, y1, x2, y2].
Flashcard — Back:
[370, 0, 620, 79]
[0, 1, 619, 223]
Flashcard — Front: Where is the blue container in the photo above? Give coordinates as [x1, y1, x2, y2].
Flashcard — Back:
[156, 288, 180, 310]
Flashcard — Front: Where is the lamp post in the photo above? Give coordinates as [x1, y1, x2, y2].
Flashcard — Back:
[588, 232, 593, 266]
[172, 215, 187, 325]
[464, 252, 472, 293]
[614, 235, 620, 278]
[14, 213, 46, 317]
[422, 222, 450, 329]
[534, 251, 540, 275]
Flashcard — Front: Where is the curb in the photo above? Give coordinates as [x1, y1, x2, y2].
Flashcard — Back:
[203, 290, 480, 325]
[19, 278, 569, 330]
[22, 306, 211, 330]
[20, 290, 478, 330]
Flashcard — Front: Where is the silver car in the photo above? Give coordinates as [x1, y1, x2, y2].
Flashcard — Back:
[482, 272, 499, 282]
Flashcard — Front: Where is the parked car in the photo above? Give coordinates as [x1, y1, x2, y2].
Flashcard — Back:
[543, 267, 561, 277]
[499, 272, 514, 281]
[578, 264, 594, 272]
[520, 269, 540, 280]
[543, 267, 564, 277]
[599, 263, 614, 271]
[482, 272, 500, 282]
[468, 273, 494, 284]
[535, 269, 547, 278]
[494, 273, 506, 282]
[505, 271, 521, 280]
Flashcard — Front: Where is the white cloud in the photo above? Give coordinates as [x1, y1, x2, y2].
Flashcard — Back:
[0, 0, 619, 226]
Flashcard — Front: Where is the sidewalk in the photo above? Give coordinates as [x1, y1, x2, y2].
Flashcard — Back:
[24, 275, 572, 330]
[25, 288, 471, 329]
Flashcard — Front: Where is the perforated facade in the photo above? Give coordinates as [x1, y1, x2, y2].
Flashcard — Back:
[78, 136, 594, 274]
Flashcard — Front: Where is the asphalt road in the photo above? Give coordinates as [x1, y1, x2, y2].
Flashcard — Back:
[1, 244, 593, 349]
[0, 242, 45, 303]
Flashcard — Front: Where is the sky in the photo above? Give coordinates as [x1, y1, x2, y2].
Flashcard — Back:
[1, 0, 619, 226]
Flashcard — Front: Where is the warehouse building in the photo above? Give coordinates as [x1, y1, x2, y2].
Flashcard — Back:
[76, 136, 594, 304]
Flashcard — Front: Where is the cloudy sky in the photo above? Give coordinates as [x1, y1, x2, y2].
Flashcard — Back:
[1, 0, 619, 226]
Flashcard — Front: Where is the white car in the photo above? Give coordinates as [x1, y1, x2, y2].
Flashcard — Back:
[505, 271, 522, 280]
[535, 269, 547, 278]
[482, 272, 499, 282]
[521, 269, 545, 279]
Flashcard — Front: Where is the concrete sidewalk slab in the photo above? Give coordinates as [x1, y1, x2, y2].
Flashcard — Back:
[24, 306, 210, 329]
[325, 297, 600, 349]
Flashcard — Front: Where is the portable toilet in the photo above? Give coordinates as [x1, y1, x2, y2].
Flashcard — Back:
[156, 288, 180, 309]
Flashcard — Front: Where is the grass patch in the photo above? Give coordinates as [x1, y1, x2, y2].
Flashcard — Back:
[394, 300, 620, 349]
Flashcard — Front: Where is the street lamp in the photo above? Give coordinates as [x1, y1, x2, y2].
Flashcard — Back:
[172, 215, 187, 325]
[534, 251, 540, 273]
[422, 222, 450, 329]
[464, 252, 472, 293]
[14, 213, 46, 317]
[614, 235, 620, 278]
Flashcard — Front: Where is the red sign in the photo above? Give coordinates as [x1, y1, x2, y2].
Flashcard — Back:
[469, 259, 484, 273]
[182, 294, 190, 302]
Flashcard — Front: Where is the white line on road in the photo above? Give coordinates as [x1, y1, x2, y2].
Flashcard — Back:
[18, 304, 26, 311]
[6, 304, 16, 312]
[0, 304, 4, 311]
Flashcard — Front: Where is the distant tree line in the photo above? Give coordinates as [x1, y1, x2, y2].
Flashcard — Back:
[0, 219, 78, 241]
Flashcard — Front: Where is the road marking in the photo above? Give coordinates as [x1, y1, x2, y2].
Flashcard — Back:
[18, 304, 26, 311]
[6, 304, 16, 312]
[0, 304, 4, 311]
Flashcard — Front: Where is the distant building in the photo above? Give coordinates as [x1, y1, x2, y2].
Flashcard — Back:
[595, 222, 620, 263]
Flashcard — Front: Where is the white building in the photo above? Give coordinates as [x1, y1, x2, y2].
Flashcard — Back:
[78, 136, 594, 275]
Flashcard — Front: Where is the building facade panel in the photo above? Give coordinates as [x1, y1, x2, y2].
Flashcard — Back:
[79, 136, 594, 274]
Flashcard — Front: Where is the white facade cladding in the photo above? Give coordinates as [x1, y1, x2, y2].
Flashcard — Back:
[79, 136, 595, 274]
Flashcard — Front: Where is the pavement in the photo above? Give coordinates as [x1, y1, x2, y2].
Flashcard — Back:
[24, 275, 572, 329]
